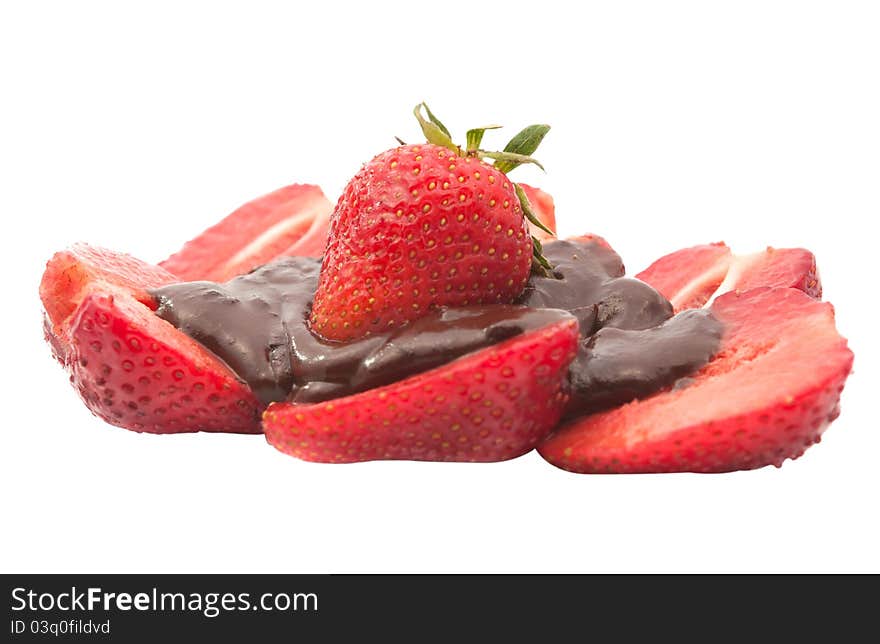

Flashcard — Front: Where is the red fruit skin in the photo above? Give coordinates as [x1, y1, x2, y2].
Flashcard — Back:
[40, 244, 178, 362]
[636, 243, 732, 312]
[263, 317, 580, 463]
[538, 287, 853, 473]
[519, 183, 557, 240]
[69, 291, 261, 434]
[309, 144, 533, 341]
[160, 184, 332, 282]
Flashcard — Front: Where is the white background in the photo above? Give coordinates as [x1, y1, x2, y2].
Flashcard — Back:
[1, 1, 877, 573]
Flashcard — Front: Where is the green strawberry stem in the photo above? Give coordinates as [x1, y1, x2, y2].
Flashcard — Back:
[412, 102, 557, 277]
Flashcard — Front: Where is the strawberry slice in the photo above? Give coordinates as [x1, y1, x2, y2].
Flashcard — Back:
[263, 314, 580, 463]
[41, 244, 178, 362]
[281, 203, 331, 257]
[160, 184, 332, 282]
[43, 313, 69, 365]
[69, 291, 260, 433]
[519, 183, 557, 240]
[567, 233, 615, 251]
[709, 247, 821, 303]
[40, 243, 261, 433]
[635, 243, 732, 311]
[538, 287, 853, 473]
[637, 243, 821, 311]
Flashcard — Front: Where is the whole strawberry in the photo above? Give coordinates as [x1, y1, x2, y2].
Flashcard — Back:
[309, 104, 553, 341]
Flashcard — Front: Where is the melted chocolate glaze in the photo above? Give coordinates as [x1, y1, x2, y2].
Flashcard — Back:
[518, 240, 673, 333]
[152, 259, 573, 405]
[153, 259, 318, 404]
[566, 309, 723, 417]
[291, 306, 574, 405]
[152, 240, 722, 415]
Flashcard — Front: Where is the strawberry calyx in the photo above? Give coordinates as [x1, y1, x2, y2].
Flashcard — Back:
[411, 103, 557, 276]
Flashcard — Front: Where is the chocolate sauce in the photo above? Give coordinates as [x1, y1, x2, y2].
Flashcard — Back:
[151, 240, 722, 414]
[152, 259, 573, 405]
[290, 306, 574, 405]
[153, 258, 320, 404]
[566, 309, 723, 417]
[517, 240, 673, 333]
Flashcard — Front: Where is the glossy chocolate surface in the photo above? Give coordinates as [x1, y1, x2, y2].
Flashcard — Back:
[152, 240, 721, 414]
[153, 259, 572, 405]
[566, 309, 723, 417]
[290, 306, 574, 404]
[517, 240, 673, 333]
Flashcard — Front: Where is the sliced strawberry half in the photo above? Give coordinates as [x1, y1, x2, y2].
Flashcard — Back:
[40, 243, 178, 362]
[69, 291, 260, 433]
[160, 184, 332, 282]
[40, 243, 261, 433]
[708, 247, 821, 303]
[263, 315, 580, 463]
[519, 183, 557, 240]
[538, 287, 853, 473]
[281, 203, 331, 257]
[636, 243, 732, 311]
[637, 243, 821, 311]
[566, 233, 616, 252]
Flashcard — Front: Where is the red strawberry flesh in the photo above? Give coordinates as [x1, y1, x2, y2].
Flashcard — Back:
[281, 204, 331, 257]
[263, 314, 579, 463]
[160, 184, 331, 282]
[538, 287, 853, 473]
[710, 247, 821, 302]
[567, 233, 615, 251]
[636, 243, 732, 311]
[40, 244, 178, 361]
[637, 243, 821, 311]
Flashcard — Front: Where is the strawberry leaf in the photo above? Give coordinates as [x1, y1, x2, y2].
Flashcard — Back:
[466, 125, 502, 152]
[480, 151, 545, 172]
[413, 103, 458, 152]
[421, 103, 452, 139]
[495, 124, 551, 173]
[515, 183, 555, 236]
[517, 185, 557, 276]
